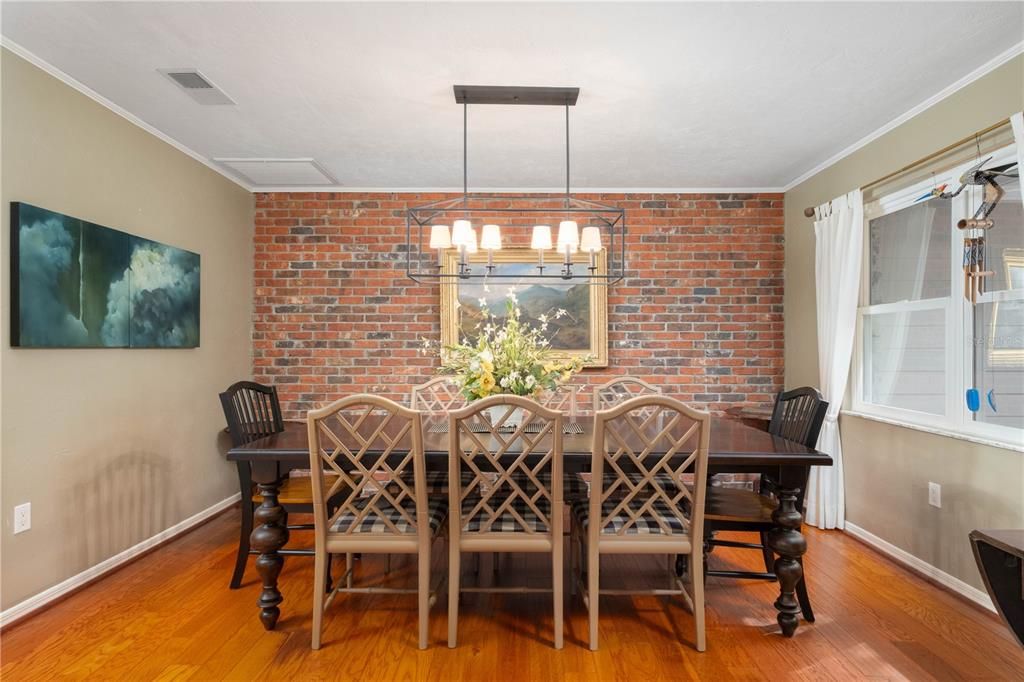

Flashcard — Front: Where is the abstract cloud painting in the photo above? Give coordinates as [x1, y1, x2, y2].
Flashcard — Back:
[11, 203, 200, 348]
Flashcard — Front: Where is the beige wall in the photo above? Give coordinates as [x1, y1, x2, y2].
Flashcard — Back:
[784, 56, 1024, 590]
[1, 49, 253, 610]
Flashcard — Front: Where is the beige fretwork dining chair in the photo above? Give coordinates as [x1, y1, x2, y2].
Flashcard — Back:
[538, 384, 578, 416]
[307, 394, 447, 650]
[447, 395, 565, 649]
[406, 377, 472, 497]
[410, 376, 464, 412]
[590, 377, 665, 494]
[571, 394, 711, 652]
[592, 376, 662, 412]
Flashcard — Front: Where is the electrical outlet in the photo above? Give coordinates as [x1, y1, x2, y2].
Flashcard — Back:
[13, 503, 31, 534]
[928, 482, 941, 508]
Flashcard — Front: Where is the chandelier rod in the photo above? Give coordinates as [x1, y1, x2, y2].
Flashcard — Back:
[565, 102, 571, 205]
[463, 101, 468, 200]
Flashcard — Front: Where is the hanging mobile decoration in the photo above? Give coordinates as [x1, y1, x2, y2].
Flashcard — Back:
[914, 173, 947, 203]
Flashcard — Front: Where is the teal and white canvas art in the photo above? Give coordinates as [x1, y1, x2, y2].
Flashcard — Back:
[11, 202, 200, 348]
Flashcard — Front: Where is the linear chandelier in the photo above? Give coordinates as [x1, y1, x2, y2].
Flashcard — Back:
[405, 85, 626, 284]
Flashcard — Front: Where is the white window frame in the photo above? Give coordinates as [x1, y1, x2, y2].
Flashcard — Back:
[851, 145, 1024, 450]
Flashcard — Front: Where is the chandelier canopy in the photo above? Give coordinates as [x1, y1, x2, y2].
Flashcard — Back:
[405, 85, 626, 284]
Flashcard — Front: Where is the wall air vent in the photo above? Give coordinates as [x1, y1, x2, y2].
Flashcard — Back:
[213, 158, 338, 187]
[158, 68, 235, 105]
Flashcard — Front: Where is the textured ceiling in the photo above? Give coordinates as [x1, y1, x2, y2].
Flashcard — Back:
[2, 1, 1022, 190]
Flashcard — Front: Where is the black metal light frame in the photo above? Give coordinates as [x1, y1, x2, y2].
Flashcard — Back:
[405, 85, 626, 284]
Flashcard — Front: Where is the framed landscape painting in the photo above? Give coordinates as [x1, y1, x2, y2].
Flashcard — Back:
[440, 249, 608, 367]
[10, 202, 200, 348]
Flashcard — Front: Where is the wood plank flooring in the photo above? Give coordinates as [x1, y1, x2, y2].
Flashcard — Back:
[2, 508, 1021, 681]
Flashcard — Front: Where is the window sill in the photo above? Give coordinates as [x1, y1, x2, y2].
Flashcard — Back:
[840, 410, 1024, 453]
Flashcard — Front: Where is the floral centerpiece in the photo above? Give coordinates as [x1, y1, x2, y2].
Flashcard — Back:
[422, 287, 590, 424]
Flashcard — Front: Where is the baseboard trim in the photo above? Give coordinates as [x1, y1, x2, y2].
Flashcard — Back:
[844, 522, 994, 612]
[0, 493, 240, 629]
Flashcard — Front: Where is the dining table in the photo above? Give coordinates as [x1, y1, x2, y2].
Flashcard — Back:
[227, 415, 832, 638]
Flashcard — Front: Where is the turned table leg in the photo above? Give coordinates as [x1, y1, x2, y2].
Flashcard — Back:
[252, 479, 289, 630]
[767, 477, 807, 637]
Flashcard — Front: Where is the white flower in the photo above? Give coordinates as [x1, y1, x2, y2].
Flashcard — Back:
[500, 377, 511, 388]
[509, 370, 520, 381]
[538, 314, 548, 323]
[555, 308, 568, 318]
[525, 375, 536, 388]
[480, 349, 493, 364]
[478, 297, 488, 307]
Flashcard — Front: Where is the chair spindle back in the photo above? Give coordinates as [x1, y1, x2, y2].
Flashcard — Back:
[219, 381, 285, 448]
[768, 387, 828, 449]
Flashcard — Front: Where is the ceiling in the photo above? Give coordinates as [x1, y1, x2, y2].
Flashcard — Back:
[2, 2, 1022, 191]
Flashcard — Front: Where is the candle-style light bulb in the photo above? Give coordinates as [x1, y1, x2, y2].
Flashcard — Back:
[481, 224, 501, 269]
[532, 224, 552, 271]
[557, 220, 579, 277]
[580, 225, 602, 270]
[430, 224, 451, 266]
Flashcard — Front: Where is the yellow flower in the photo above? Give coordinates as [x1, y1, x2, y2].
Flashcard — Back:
[481, 359, 494, 373]
[480, 373, 496, 393]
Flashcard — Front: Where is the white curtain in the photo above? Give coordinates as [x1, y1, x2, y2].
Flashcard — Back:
[807, 189, 864, 530]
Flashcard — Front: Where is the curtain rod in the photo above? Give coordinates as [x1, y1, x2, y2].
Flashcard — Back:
[802, 117, 1012, 218]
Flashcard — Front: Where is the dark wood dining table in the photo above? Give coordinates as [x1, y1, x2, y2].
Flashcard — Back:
[227, 416, 832, 638]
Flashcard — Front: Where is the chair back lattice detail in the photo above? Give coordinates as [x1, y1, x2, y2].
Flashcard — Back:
[538, 384, 578, 416]
[449, 396, 563, 535]
[768, 387, 828, 449]
[592, 377, 662, 414]
[410, 376, 465, 413]
[219, 381, 285, 447]
[591, 395, 710, 539]
[307, 395, 426, 537]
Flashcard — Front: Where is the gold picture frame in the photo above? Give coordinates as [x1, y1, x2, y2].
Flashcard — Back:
[988, 248, 1024, 367]
[440, 249, 608, 367]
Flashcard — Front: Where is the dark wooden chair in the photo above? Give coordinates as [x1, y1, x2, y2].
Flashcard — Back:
[219, 381, 333, 589]
[701, 387, 828, 621]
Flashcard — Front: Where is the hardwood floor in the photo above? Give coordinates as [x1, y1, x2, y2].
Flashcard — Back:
[2, 509, 1021, 681]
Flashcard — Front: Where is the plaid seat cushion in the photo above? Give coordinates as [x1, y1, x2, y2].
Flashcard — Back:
[596, 472, 681, 497]
[397, 470, 477, 495]
[329, 496, 447, 535]
[571, 498, 689, 536]
[461, 497, 553, 533]
[503, 471, 588, 499]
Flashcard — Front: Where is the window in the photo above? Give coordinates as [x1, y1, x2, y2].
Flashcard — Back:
[853, 145, 1024, 448]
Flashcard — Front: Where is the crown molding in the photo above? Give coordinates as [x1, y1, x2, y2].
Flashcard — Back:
[783, 40, 1024, 192]
[0, 38, 255, 192]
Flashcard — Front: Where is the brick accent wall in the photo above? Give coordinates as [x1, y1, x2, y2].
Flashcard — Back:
[253, 192, 784, 420]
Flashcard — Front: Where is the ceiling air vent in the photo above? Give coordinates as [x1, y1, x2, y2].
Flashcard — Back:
[213, 158, 338, 187]
[158, 68, 235, 105]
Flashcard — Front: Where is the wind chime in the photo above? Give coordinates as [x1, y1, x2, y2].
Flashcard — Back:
[938, 155, 1018, 303]
[936, 152, 1019, 415]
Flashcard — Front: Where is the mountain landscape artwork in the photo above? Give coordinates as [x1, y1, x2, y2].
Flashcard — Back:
[11, 203, 200, 348]
[441, 251, 608, 367]
[457, 263, 591, 350]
